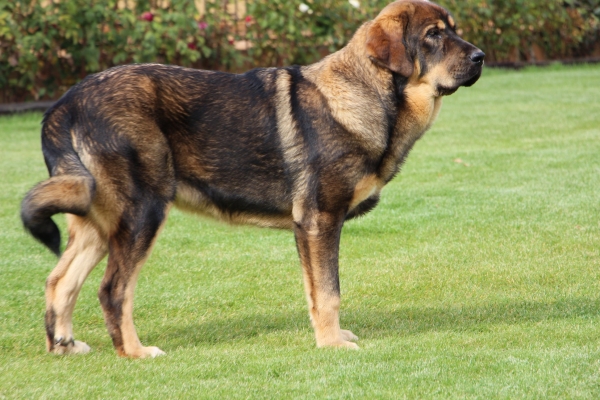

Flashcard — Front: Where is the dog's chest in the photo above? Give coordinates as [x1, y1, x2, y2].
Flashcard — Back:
[349, 174, 382, 210]
[375, 86, 443, 184]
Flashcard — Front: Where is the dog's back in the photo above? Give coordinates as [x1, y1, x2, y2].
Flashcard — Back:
[23, 65, 300, 253]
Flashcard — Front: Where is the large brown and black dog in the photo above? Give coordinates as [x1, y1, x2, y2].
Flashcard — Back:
[21, 0, 483, 357]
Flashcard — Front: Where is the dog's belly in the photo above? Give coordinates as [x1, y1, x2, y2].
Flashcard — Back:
[174, 181, 294, 229]
[148, 67, 295, 228]
[169, 122, 294, 228]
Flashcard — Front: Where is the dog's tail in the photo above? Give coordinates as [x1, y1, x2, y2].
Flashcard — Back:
[21, 101, 95, 256]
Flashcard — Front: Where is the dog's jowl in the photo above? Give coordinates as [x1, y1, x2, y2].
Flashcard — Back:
[21, 0, 483, 357]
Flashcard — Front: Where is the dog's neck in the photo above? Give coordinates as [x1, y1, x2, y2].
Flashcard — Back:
[301, 23, 398, 158]
[301, 22, 442, 183]
[306, 22, 397, 100]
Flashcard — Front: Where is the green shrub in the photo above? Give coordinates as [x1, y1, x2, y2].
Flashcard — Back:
[246, 0, 366, 66]
[441, 0, 600, 62]
[0, 0, 598, 102]
[0, 0, 236, 101]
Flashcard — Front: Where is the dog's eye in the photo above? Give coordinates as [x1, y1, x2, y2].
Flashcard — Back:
[426, 28, 441, 38]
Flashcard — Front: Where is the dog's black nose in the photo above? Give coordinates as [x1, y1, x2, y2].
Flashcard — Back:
[470, 51, 485, 64]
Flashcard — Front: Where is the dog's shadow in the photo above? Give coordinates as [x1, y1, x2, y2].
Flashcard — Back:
[158, 297, 600, 348]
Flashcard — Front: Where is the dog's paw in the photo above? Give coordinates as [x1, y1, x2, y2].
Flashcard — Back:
[142, 346, 166, 358]
[123, 346, 166, 358]
[340, 329, 359, 342]
[336, 340, 360, 349]
[318, 339, 360, 350]
[51, 339, 91, 355]
[316, 331, 360, 349]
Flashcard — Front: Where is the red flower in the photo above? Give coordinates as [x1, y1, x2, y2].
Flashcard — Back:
[187, 42, 197, 50]
[244, 15, 253, 23]
[141, 11, 154, 22]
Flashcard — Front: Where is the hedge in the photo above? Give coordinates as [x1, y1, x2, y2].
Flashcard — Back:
[1, 0, 598, 102]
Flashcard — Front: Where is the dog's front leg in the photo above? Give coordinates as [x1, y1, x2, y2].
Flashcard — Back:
[294, 210, 359, 349]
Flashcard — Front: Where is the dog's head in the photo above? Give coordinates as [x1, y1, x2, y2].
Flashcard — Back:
[366, 0, 484, 95]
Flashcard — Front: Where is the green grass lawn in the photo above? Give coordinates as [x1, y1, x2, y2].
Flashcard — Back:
[1, 64, 599, 398]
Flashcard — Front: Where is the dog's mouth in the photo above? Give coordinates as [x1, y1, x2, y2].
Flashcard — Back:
[460, 68, 482, 87]
[437, 66, 483, 96]
[436, 86, 459, 96]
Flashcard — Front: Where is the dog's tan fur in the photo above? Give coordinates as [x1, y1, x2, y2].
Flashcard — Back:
[21, 0, 483, 357]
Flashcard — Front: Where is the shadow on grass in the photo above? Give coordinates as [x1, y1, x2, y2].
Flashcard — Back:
[159, 297, 600, 348]
[355, 297, 600, 338]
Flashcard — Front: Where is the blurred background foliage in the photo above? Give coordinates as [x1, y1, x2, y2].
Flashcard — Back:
[0, 0, 599, 102]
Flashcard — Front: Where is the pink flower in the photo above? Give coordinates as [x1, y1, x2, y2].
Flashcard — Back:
[197, 21, 208, 30]
[141, 11, 154, 22]
[245, 15, 253, 23]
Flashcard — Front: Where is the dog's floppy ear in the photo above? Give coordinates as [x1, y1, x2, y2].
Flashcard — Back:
[366, 16, 414, 77]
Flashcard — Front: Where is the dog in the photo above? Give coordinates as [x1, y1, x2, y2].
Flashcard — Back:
[21, 0, 483, 357]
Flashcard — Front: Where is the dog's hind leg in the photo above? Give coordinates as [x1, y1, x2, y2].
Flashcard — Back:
[45, 214, 108, 355]
[99, 201, 171, 358]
